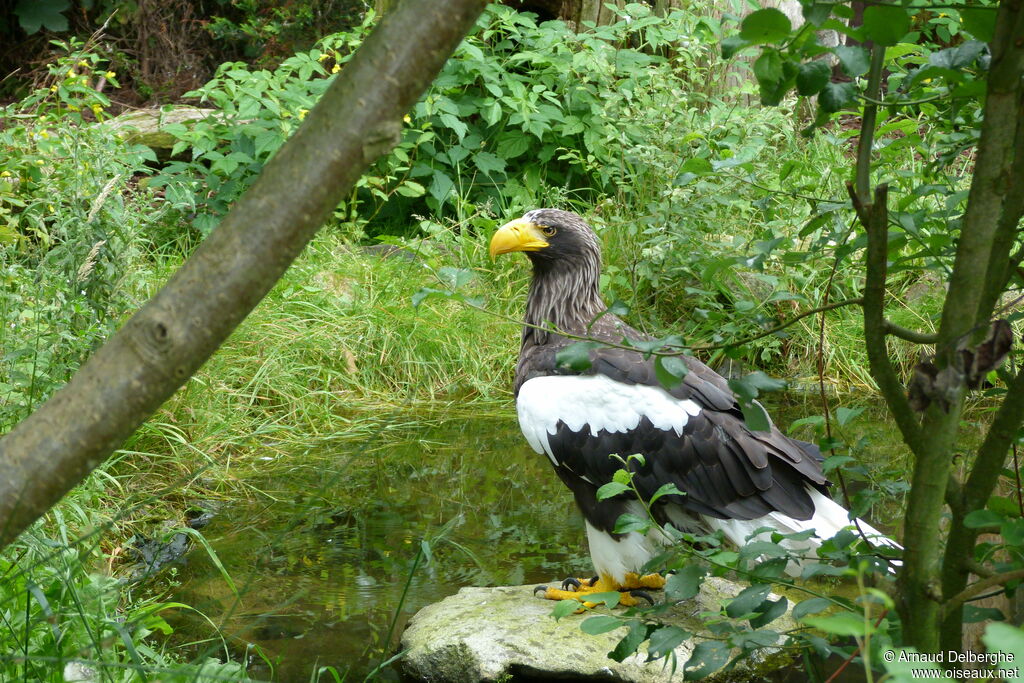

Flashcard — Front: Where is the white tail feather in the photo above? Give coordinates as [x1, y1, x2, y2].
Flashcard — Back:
[705, 489, 901, 576]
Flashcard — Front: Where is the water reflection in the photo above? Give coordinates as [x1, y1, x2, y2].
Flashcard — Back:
[169, 397, 913, 681]
[170, 411, 590, 681]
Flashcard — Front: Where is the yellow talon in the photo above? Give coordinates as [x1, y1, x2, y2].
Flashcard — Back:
[622, 571, 667, 591]
[534, 573, 664, 608]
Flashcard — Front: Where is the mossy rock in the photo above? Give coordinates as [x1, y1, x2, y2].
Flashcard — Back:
[400, 578, 796, 682]
[101, 106, 222, 151]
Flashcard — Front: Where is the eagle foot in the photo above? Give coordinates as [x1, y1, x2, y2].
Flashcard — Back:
[534, 572, 664, 608]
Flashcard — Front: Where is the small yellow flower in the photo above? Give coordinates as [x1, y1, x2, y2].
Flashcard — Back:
[67, 70, 76, 78]
[50, 85, 58, 92]
[939, 12, 948, 17]
[77, 60, 89, 68]
[40, 131, 49, 139]
[36, 159, 44, 166]
[298, 108, 309, 120]
[331, 63, 341, 73]
[48, 204, 54, 212]
[68, 105, 80, 111]
[403, 114, 411, 124]
[91, 104, 103, 115]
[923, 78, 933, 84]
[318, 53, 330, 62]
[105, 71, 116, 79]
[1, 171, 11, 177]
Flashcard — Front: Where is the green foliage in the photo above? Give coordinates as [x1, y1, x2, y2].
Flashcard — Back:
[0, 479, 250, 681]
[14, 0, 70, 34]
[0, 42, 166, 431]
[580, 462, 902, 679]
[153, 4, 731, 238]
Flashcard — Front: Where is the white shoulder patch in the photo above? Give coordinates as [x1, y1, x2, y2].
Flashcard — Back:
[515, 375, 702, 464]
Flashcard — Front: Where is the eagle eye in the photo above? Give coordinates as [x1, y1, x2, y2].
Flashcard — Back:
[540, 226, 557, 237]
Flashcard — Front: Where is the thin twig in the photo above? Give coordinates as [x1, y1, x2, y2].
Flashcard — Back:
[462, 295, 864, 357]
[882, 320, 938, 345]
[943, 569, 1024, 618]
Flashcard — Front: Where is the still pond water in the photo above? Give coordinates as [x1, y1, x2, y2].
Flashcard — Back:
[168, 399, 909, 681]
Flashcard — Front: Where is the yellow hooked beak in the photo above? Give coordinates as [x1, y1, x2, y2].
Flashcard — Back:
[489, 218, 549, 259]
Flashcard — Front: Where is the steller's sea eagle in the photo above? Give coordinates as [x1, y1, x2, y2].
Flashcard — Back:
[490, 208, 896, 605]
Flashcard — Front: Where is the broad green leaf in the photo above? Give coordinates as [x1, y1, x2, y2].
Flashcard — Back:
[963, 605, 1005, 623]
[395, 180, 426, 198]
[862, 5, 910, 46]
[588, 591, 621, 607]
[428, 169, 454, 204]
[835, 406, 864, 427]
[739, 400, 771, 433]
[14, 0, 69, 33]
[832, 45, 870, 77]
[751, 558, 789, 581]
[1002, 518, 1024, 546]
[437, 267, 474, 289]
[609, 620, 648, 662]
[665, 565, 707, 601]
[555, 341, 600, 371]
[743, 371, 788, 392]
[792, 597, 832, 620]
[681, 157, 713, 175]
[411, 287, 449, 308]
[802, 611, 874, 636]
[930, 41, 985, 70]
[655, 355, 688, 390]
[797, 60, 831, 96]
[726, 584, 772, 618]
[739, 9, 792, 45]
[963, 509, 1002, 528]
[597, 481, 630, 500]
[751, 597, 788, 628]
[803, 2, 831, 26]
[647, 625, 689, 660]
[649, 482, 685, 505]
[472, 151, 506, 176]
[721, 35, 751, 59]
[982, 623, 1024, 682]
[551, 599, 580, 620]
[581, 615, 625, 635]
[613, 513, 651, 535]
[753, 49, 784, 85]
[683, 640, 730, 679]
[819, 81, 856, 113]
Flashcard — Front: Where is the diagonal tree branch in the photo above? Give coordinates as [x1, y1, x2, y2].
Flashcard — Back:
[0, 0, 488, 551]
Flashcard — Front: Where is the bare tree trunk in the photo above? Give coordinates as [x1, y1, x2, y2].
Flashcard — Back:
[849, 0, 1024, 653]
[0, 0, 487, 551]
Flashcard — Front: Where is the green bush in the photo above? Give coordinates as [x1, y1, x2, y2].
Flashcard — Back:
[0, 40, 164, 430]
[151, 4, 728, 235]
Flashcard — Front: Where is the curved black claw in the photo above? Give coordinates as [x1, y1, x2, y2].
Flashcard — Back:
[533, 585, 549, 597]
[560, 576, 599, 591]
[629, 590, 656, 605]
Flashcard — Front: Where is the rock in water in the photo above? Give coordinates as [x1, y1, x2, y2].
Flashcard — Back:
[400, 579, 794, 682]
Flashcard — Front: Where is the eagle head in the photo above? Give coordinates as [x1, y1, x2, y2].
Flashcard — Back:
[489, 209, 601, 270]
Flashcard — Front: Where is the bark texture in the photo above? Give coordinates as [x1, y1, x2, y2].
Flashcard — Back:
[0, 0, 487, 550]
